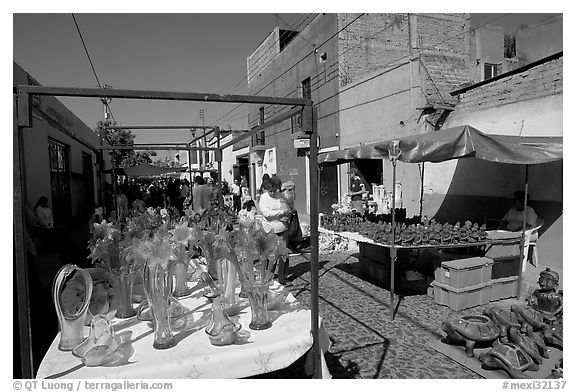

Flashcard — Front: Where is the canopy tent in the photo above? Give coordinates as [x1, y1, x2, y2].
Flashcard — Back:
[105, 162, 186, 177]
[318, 125, 562, 165]
[14, 85, 320, 379]
[318, 125, 563, 320]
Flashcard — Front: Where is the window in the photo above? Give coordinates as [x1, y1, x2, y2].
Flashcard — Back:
[291, 113, 302, 134]
[484, 63, 498, 80]
[48, 139, 71, 220]
[190, 142, 198, 165]
[252, 107, 265, 145]
[301, 77, 311, 99]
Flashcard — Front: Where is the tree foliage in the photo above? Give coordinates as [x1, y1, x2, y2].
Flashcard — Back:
[96, 120, 157, 168]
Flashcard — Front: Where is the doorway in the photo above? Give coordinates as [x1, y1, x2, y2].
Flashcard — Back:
[319, 164, 338, 214]
[48, 139, 71, 224]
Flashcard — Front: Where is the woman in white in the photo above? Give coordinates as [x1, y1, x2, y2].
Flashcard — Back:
[258, 177, 292, 284]
[258, 178, 291, 238]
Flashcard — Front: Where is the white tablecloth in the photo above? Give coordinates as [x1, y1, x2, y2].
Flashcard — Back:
[37, 281, 331, 379]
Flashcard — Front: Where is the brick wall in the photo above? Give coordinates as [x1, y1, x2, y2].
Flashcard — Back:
[417, 14, 471, 105]
[338, 13, 410, 86]
[338, 13, 472, 105]
[454, 56, 562, 113]
[247, 28, 280, 85]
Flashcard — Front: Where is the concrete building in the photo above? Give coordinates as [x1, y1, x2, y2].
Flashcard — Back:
[245, 13, 474, 216]
[422, 51, 563, 274]
[14, 62, 102, 223]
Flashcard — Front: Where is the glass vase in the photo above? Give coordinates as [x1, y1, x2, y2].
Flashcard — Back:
[113, 272, 136, 318]
[246, 282, 272, 330]
[143, 259, 175, 350]
[218, 259, 238, 315]
[205, 295, 241, 346]
[52, 264, 93, 351]
[172, 259, 193, 298]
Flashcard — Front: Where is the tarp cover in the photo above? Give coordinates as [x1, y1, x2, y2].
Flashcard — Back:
[121, 163, 186, 177]
[318, 125, 562, 165]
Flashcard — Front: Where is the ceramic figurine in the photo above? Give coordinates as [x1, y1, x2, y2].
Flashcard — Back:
[508, 327, 544, 365]
[511, 304, 548, 332]
[479, 342, 539, 379]
[525, 325, 549, 359]
[527, 268, 563, 322]
[441, 315, 500, 357]
[484, 306, 521, 342]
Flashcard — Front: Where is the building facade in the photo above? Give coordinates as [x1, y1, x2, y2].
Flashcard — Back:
[245, 13, 475, 216]
[14, 62, 102, 223]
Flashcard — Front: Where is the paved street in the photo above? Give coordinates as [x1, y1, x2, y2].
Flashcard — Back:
[258, 248, 549, 379]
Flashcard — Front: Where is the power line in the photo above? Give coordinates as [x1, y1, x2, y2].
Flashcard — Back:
[210, 13, 366, 127]
[219, 14, 313, 94]
[71, 14, 102, 88]
[222, 14, 318, 96]
[220, 13, 517, 135]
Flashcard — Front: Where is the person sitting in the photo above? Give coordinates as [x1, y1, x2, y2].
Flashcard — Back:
[238, 200, 257, 227]
[500, 191, 538, 232]
[34, 197, 54, 229]
[131, 192, 147, 213]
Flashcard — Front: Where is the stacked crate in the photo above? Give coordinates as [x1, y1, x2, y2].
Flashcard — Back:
[431, 257, 493, 311]
[485, 231, 522, 301]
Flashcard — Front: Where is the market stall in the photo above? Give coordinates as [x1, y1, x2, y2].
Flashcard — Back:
[318, 125, 563, 320]
[14, 86, 322, 378]
[37, 281, 331, 379]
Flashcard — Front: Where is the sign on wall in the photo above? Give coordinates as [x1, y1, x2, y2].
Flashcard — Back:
[262, 147, 277, 176]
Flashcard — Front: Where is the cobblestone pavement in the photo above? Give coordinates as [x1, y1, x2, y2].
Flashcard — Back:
[261, 250, 497, 379]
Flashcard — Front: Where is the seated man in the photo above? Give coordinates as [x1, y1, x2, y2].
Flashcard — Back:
[500, 191, 538, 232]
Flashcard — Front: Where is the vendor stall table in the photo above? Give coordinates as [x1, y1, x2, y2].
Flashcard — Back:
[36, 281, 331, 379]
[320, 227, 522, 313]
[319, 227, 521, 250]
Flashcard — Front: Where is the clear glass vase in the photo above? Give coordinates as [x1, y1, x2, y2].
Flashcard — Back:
[172, 259, 193, 298]
[113, 271, 136, 318]
[217, 258, 239, 315]
[246, 282, 272, 330]
[53, 265, 93, 351]
[143, 259, 175, 350]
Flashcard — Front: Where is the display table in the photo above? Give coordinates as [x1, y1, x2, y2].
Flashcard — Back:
[319, 227, 521, 250]
[37, 281, 331, 379]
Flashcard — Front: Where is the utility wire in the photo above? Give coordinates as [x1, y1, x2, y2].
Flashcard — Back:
[209, 13, 365, 127]
[72, 14, 121, 126]
[217, 13, 517, 131]
[72, 13, 102, 88]
[221, 14, 311, 93]
[222, 14, 317, 95]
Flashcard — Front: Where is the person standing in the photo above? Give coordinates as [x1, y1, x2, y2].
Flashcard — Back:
[349, 168, 367, 215]
[258, 177, 291, 284]
[231, 179, 241, 213]
[178, 179, 190, 214]
[192, 175, 212, 215]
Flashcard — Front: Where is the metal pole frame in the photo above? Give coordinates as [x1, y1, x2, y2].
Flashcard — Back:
[14, 85, 320, 378]
[516, 165, 529, 299]
[390, 160, 397, 320]
[14, 93, 34, 378]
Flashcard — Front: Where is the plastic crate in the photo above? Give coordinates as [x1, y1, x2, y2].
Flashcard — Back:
[434, 257, 493, 289]
[491, 256, 521, 279]
[485, 230, 522, 259]
[360, 242, 390, 262]
[490, 276, 519, 301]
[359, 256, 394, 287]
[432, 281, 491, 311]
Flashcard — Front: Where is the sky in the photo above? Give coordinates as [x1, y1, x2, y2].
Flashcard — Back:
[12, 11, 563, 161]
